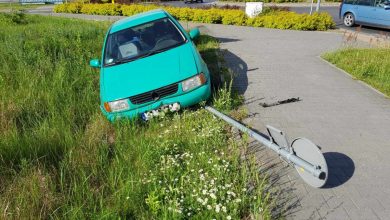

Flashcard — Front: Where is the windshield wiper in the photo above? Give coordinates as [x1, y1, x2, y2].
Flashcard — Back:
[105, 57, 138, 67]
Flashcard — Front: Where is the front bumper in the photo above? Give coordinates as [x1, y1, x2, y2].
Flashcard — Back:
[101, 81, 211, 121]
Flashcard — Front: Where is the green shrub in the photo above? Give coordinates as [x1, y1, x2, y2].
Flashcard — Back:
[53, 2, 82, 13]
[121, 4, 158, 17]
[80, 3, 122, 16]
[218, 0, 304, 2]
[0, 10, 29, 25]
[221, 9, 246, 25]
[248, 11, 335, 30]
[53, 3, 335, 31]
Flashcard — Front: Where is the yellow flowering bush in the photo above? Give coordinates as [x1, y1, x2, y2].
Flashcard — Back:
[54, 3, 335, 31]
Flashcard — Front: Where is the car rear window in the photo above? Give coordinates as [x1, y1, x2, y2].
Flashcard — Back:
[103, 18, 186, 67]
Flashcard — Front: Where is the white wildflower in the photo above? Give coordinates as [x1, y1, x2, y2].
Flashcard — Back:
[202, 198, 208, 205]
[210, 193, 216, 199]
[207, 205, 212, 210]
[227, 216, 232, 220]
[215, 204, 221, 213]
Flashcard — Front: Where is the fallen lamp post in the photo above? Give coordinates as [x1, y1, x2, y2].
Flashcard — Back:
[205, 106, 328, 188]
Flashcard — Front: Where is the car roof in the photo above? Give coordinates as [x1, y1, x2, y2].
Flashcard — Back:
[110, 9, 168, 34]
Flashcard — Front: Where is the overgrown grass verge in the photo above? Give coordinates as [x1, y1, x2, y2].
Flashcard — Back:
[322, 48, 390, 97]
[0, 13, 273, 219]
[54, 3, 335, 31]
[0, 3, 40, 10]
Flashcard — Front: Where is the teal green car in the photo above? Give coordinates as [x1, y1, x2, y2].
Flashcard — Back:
[89, 9, 211, 121]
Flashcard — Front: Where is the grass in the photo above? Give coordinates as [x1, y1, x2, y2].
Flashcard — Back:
[0, 3, 41, 10]
[323, 48, 390, 97]
[0, 13, 273, 219]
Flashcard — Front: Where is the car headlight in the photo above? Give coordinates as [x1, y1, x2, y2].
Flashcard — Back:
[181, 73, 207, 92]
[104, 99, 130, 112]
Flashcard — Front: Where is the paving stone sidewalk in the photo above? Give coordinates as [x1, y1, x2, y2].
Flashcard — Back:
[22, 11, 390, 219]
[194, 24, 390, 220]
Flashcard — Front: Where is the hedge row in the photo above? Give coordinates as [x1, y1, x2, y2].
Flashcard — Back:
[218, 0, 304, 3]
[54, 3, 335, 30]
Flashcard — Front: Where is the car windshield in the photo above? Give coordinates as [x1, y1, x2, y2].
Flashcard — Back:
[104, 18, 186, 66]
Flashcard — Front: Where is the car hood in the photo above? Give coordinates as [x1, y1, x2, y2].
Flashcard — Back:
[101, 42, 198, 102]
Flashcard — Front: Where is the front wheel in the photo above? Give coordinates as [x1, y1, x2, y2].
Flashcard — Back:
[343, 13, 355, 27]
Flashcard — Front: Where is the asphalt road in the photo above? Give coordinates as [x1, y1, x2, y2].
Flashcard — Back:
[162, 1, 390, 37]
[293, 5, 390, 37]
[7, 0, 390, 37]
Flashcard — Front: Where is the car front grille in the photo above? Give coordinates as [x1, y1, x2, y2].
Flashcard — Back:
[129, 83, 179, 105]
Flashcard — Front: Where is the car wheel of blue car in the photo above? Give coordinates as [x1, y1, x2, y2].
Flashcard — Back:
[343, 13, 355, 27]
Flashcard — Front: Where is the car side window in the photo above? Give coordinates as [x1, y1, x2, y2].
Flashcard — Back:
[356, 0, 374, 6]
[374, 0, 389, 7]
[344, 0, 356, 4]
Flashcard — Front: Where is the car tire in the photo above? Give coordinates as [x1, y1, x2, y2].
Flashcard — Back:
[343, 13, 355, 27]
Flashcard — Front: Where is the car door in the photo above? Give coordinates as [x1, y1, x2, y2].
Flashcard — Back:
[372, 0, 390, 27]
[354, 0, 376, 23]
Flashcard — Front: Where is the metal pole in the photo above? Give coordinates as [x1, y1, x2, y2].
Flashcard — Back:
[205, 106, 325, 179]
[310, 0, 314, 15]
[316, 0, 321, 12]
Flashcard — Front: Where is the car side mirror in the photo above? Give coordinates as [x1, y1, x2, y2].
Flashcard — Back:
[189, 28, 200, 40]
[89, 59, 101, 68]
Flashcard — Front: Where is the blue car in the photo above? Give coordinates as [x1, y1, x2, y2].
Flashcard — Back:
[340, 0, 390, 29]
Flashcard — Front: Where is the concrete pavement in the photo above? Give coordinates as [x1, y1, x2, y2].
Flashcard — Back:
[193, 23, 390, 219]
